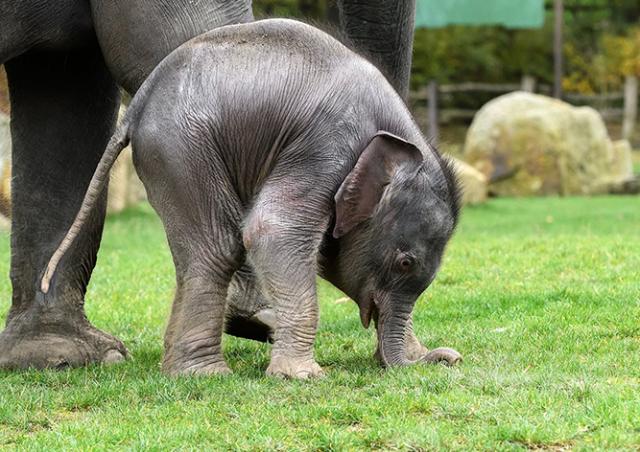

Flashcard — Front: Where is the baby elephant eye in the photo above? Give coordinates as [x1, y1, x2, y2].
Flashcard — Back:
[396, 254, 415, 272]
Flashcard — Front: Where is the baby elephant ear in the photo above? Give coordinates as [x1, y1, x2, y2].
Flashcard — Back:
[333, 131, 423, 238]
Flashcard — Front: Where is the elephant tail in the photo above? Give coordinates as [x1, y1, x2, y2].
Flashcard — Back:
[40, 122, 131, 294]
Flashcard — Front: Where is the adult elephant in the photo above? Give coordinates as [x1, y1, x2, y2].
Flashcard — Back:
[0, 0, 421, 369]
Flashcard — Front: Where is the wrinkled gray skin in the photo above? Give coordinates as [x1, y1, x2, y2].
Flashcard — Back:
[0, 0, 435, 371]
[42, 19, 462, 378]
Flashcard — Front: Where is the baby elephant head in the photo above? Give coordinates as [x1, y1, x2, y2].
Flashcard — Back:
[330, 131, 460, 367]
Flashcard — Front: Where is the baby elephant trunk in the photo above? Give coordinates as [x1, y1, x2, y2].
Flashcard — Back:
[376, 298, 415, 367]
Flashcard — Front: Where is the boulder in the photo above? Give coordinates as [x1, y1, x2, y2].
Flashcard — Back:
[607, 140, 639, 194]
[463, 91, 635, 196]
[107, 106, 146, 213]
[609, 140, 634, 182]
[0, 65, 9, 115]
[107, 145, 147, 214]
[0, 111, 11, 225]
[0, 67, 11, 226]
[447, 156, 488, 204]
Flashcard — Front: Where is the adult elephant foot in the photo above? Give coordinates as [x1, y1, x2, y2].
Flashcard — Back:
[0, 311, 126, 369]
[1, 45, 123, 371]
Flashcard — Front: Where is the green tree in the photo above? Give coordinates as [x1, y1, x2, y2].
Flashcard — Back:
[253, 0, 328, 19]
[411, 0, 639, 94]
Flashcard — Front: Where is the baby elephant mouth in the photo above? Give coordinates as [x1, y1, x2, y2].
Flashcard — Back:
[359, 289, 463, 368]
[358, 291, 378, 329]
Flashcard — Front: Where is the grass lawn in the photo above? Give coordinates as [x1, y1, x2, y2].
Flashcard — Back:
[0, 196, 639, 450]
[633, 150, 640, 175]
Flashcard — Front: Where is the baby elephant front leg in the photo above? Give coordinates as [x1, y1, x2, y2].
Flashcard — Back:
[245, 213, 325, 379]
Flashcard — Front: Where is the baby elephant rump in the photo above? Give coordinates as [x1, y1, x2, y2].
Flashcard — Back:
[41, 19, 462, 378]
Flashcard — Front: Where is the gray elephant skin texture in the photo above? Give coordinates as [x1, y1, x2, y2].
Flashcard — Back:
[0, 0, 423, 371]
[41, 19, 462, 379]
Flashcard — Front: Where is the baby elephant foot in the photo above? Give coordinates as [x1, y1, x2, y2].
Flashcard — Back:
[162, 333, 232, 376]
[164, 360, 232, 377]
[266, 355, 324, 379]
[421, 347, 462, 366]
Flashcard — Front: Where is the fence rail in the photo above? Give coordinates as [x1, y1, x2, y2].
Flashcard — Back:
[564, 92, 623, 102]
[410, 75, 638, 142]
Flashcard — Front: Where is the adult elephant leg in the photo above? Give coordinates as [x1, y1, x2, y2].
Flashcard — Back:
[337, 0, 416, 99]
[337, 0, 433, 362]
[0, 45, 126, 369]
[225, 264, 275, 343]
[90, 0, 254, 95]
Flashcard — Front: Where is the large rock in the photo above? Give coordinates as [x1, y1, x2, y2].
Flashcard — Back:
[607, 140, 639, 194]
[106, 145, 147, 214]
[0, 65, 9, 115]
[609, 140, 634, 182]
[107, 105, 146, 213]
[463, 91, 634, 196]
[1, 68, 12, 226]
[448, 156, 488, 204]
[0, 111, 11, 224]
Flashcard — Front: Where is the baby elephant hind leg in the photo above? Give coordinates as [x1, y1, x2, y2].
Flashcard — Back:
[161, 211, 244, 376]
[147, 180, 243, 377]
[163, 272, 234, 376]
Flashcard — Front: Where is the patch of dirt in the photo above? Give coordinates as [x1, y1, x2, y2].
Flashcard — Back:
[508, 439, 574, 451]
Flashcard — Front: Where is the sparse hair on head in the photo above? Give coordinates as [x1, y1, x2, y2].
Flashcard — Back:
[427, 141, 462, 226]
[439, 155, 462, 225]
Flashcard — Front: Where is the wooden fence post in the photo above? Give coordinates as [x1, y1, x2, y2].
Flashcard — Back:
[521, 75, 536, 93]
[427, 80, 439, 144]
[553, 0, 564, 99]
[622, 75, 638, 140]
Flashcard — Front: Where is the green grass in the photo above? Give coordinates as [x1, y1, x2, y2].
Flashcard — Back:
[633, 150, 640, 175]
[1, 196, 639, 450]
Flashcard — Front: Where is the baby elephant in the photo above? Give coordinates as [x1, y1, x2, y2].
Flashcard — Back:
[41, 19, 461, 378]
